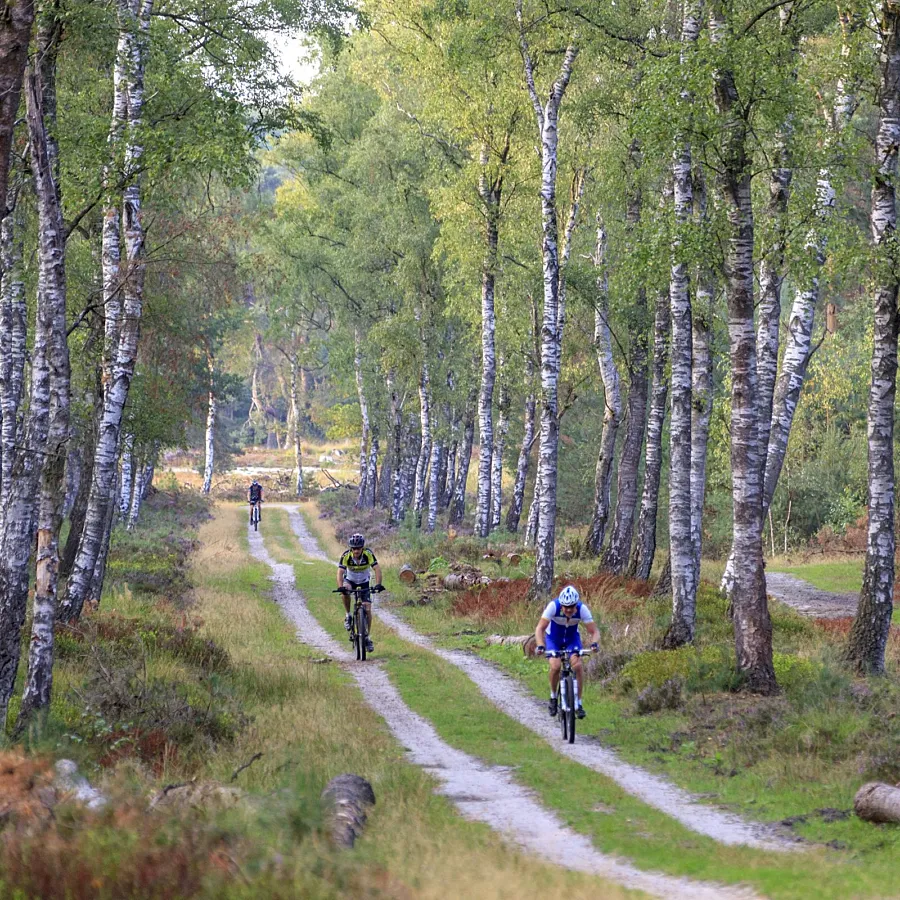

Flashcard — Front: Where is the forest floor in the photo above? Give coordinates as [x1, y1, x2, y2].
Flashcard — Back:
[764, 572, 858, 619]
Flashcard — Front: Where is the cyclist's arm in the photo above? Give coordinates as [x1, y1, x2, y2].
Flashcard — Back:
[535, 617, 550, 648]
[585, 621, 601, 645]
[337, 557, 347, 589]
[373, 562, 383, 585]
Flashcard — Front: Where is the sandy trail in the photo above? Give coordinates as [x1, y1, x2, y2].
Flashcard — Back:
[282, 505, 794, 854]
[765, 572, 858, 619]
[248, 518, 762, 900]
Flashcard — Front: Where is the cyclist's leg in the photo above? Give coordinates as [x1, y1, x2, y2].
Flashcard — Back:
[548, 655, 562, 695]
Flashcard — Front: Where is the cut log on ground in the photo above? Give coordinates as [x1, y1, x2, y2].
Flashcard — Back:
[321, 773, 376, 848]
[507, 552, 522, 566]
[854, 782, 900, 824]
[398, 564, 417, 585]
[485, 634, 531, 646]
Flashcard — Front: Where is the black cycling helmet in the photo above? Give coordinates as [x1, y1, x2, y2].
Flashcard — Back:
[348, 533, 365, 549]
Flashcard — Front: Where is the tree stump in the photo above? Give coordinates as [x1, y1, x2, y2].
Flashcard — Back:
[321, 773, 376, 848]
[854, 782, 900, 824]
[507, 552, 522, 567]
[398, 565, 417, 585]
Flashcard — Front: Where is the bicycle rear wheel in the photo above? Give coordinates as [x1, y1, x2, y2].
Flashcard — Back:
[565, 676, 576, 744]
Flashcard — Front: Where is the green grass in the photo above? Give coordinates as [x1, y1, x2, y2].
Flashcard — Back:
[277, 507, 900, 900]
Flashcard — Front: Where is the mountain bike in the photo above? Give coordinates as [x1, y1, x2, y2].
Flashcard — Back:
[551, 648, 591, 745]
[249, 500, 261, 531]
[334, 586, 371, 661]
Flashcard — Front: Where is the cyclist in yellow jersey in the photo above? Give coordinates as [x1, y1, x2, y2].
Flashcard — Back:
[337, 533, 384, 652]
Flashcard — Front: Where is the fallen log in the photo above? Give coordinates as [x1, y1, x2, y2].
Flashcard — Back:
[507, 552, 522, 566]
[398, 564, 417, 585]
[321, 773, 377, 848]
[854, 782, 900, 824]
[485, 634, 531, 647]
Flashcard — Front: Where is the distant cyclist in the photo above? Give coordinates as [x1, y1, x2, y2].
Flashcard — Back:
[337, 533, 384, 653]
[248, 479, 263, 522]
[534, 584, 600, 719]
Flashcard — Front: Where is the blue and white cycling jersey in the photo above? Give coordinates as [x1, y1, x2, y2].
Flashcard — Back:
[540, 598, 594, 653]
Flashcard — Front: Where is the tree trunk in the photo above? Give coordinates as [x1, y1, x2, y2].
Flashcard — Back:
[603, 338, 648, 574]
[0, 176, 26, 514]
[586, 220, 621, 555]
[388, 370, 405, 522]
[854, 782, 900, 824]
[290, 352, 303, 497]
[413, 361, 432, 528]
[0, 0, 35, 228]
[365, 432, 378, 510]
[691, 270, 715, 578]
[711, 3, 776, 694]
[15, 57, 70, 730]
[58, 0, 153, 624]
[450, 387, 477, 526]
[517, 10, 578, 597]
[127, 451, 145, 529]
[354, 328, 370, 508]
[846, 0, 900, 675]
[666, 15, 700, 640]
[475, 145, 500, 539]
[490, 370, 509, 531]
[120, 432, 134, 513]
[631, 288, 670, 581]
[426, 438, 442, 533]
[506, 358, 536, 534]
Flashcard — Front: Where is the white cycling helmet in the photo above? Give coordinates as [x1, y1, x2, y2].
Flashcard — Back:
[559, 584, 580, 606]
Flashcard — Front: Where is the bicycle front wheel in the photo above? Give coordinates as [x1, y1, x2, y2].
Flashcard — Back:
[357, 607, 367, 661]
[565, 676, 576, 744]
[559, 675, 569, 741]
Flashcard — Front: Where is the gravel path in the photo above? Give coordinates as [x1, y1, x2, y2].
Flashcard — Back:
[282, 505, 796, 854]
[248, 517, 763, 900]
[766, 571, 858, 619]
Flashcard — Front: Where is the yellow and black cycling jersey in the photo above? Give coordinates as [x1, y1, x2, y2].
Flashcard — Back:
[339, 548, 378, 583]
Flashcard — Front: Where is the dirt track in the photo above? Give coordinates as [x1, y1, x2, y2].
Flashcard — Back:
[282, 505, 795, 854]
[247, 517, 762, 900]
[765, 571, 858, 619]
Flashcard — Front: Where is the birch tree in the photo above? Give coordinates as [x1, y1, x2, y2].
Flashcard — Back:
[518, 0, 577, 596]
[846, 0, 900, 675]
[711, 0, 776, 693]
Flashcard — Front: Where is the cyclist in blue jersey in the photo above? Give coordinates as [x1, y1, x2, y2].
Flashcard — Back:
[534, 584, 600, 719]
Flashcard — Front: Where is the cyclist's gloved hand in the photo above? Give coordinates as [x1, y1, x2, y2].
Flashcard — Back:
[373, 584, 385, 593]
[338, 586, 350, 594]
[535, 645, 545, 656]
[590, 642, 599, 651]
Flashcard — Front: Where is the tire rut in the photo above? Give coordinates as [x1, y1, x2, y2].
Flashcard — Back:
[282, 505, 796, 854]
[248, 517, 763, 900]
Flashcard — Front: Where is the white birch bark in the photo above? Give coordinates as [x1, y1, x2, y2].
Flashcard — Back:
[365, 432, 378, 510]
[202, 389, 216, 495]
[58, 0, 153, 623]
[0, 178, 25, 515]
[691, 269, 715, 578]
[711, 2, 776, 693]
[518, 1, 578, 596]
[846, 0, 900, 674]
[120, 432, 134, 512]
[15, 59, 71, 729]
[450, 387, 477, 526]
[127, 456, 144, 530]
[426, 437, 441, 533]
[586, 220, 621, 555]
[631, 289, 670, 581]
[354, 328, 370, 509]
[474, 144, 499, 539]
[388, 369, 405, 523]
[413, 361, 432, 528]
[490, 361, 509, 530]
[290, 352, 303, 497]
[507, 356, 536, 533]
[666, 6, 700, 640]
